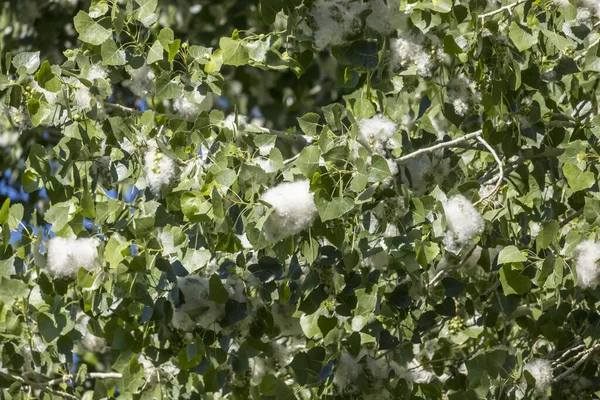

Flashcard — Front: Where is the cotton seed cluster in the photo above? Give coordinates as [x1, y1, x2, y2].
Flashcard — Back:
[171, 275, 225, 332]
[574, 240, 600, 289]
[523, 358, 552, 393]
[260, 180, 318, 243]
[143, 140, 176, 196]
[443, 195, 485, 253]
[46, 237, 100, 278]
[358, 114, 397, 155]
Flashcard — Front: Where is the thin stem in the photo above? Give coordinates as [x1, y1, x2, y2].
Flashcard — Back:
[88, 372, 123, 379]
[0, 371, 79, 400]
[555, 343, 600, 381]
[473, 135, 504, 206]
[102, 101, 305, 143]
[396, 130, 483, 164]
[479, 0, 527, 21]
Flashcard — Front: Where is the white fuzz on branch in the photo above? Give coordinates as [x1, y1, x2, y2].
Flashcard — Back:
[443, 195, 485, 253]
[366, 0, 406, 35]
[358, 114, 397, 153]
[333, 350, 363, 390]
[390, 37, 433, 77]
[574, 240, 600, 289]
[171, 275, 225, 332]
[524, 358, 552, 393]
[261, 180, 317, 242]
[46, 237, 100, 278]
[312, 0, 366, 48]
[87, 65, 108, 82]
[143, 140, 176, 196]
[128, 65, 156, 98]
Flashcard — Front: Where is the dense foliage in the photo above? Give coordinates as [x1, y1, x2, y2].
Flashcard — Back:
[1, 0, 600, 398]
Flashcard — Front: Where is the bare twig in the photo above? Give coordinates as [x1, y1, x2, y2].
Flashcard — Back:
[479, 0, 527, 21]
[396, 130, 483, 164]
[474, 135, 504, 206]
[0, 371, 79, 400]
[88, 372, 123, 379]
[552, 344, 586, 367]
[429, 245, 477, 288]
[103, 101, 306, 143]
[555, 343, 600, 381]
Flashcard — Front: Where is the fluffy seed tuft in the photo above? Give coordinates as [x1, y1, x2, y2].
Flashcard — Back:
[46, 237, 100, 278]
[443, 195, 485, 253]
[261, 181, 318, 242]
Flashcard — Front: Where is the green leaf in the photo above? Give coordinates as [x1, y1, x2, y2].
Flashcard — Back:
[155, 72, 180, 100]
[563, 163, 595, 191]
[44, 200, 77, 232]
[8, 204, 24, 232]
[536, 220, 559, 252]
[315, 196, 354, 222]
[259, 0, 282, 24]
[208, 274, 229, 304]
[101, 39, 126, 66]
[368, 155, 392, 182]
[509, 22, 537, 52]
[295, 146, 320, 178]
[497, 245, 527, 264]
[297, 113, 320, 136]
[541, 29, 575, 52]
[0, 199, 9, 225]
[168, 39, 181, 62]
[355, 288, 377, 316]
[300, 309, 326, 339]
[444, 35, 463, 55]
[0, 277, 28, 306]
[147, 40, 164, 64]
[73, 11, 111, 46]
[220, 37, 250, 66]
[135, 0, 158, 26]
[12, 51, 40, 75]
[181, 191, 212, 222]
[260, 374, 279, 396]
[499, 265, 531, 295]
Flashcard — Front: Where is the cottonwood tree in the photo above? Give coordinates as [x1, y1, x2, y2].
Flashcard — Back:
[1, 0, 600, 398]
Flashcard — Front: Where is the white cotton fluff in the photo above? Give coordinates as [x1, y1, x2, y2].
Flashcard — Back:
[443, 195, 485, 253]
[524, 359, 552, 393]
[358, 114, 397, 154]
[76, 313, 107, 353]
[128, 65, 156, 98]
[447, 74, 481, 117]
[30, 80, 60, 106]
[74, 86, 93, 111]
[333, 351, 363, 390]
[171, 275, 225, 332]
[222, 114, 248, 140]
[260, 181, 318, 242]
[390, 37, 433, 77]
[87, 65, 108, 82]
[46, 237, 100, 278]
[402, 153, 450, 196]
[311, 0, 366, 48]
[366, 0, 405, 35]
[173, 89, 208, 117]
[143, 140, 176, 196]
[574, 240, 600, 289]
[271, 302, 303, 336]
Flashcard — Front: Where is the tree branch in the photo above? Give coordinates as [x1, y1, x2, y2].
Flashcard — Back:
[396, 130, 483, 164]
[88, 372, 123, 379]
[473, 135, 504, 206]
[555, 343, 600, 381]
[103, 101, 306, 143]
[0, 371, 79, 400]
[479, 0, 527, 20]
